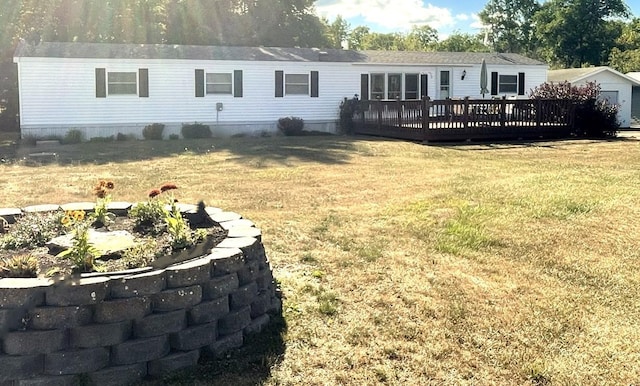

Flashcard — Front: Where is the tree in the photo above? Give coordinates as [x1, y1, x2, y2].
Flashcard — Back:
[534, 0, 629, 67]
[479, 0, 540, 54]
[608, 48, 640, 73]
[405, 25, 438, 51]
[326, 15, 349, 49]
[435, 32, 489, 52]
[347, 26, 371, 50]
[361, 32, 407, 50]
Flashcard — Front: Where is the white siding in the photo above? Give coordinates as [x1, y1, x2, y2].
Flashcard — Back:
[581, 72, 633, 128]
[16, 56, 548, 137]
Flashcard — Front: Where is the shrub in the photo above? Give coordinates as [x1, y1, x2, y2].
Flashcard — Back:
[181, 122, 212, 139]
[169, 134, 180, 140]
[278, 117, 305, 136]
[339, 95, 360, 134]
[142, 123, 165, 140]
[89, 136, 114, 143]
[116, 132, 134, 141]
[0, 254, 38, 278]
[529, 81, 620, 138]
[63, 129, 83, 144]
[0, 211, 65, 249]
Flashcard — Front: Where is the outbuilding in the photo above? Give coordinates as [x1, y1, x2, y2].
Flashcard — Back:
[13, 41, 548, 139]
[548, 66, 640, 128]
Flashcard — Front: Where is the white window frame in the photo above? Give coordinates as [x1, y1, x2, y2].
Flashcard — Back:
[285, 73, 309, 95]
[387, 73, 402, 100]
[404, 73, 419, 100]
[108, 71, 137, 95]
[206, 72, 233, 95]
[370, 73, 385, 100]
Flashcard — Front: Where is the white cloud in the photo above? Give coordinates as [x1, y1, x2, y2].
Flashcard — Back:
[315, 0, 456, 32]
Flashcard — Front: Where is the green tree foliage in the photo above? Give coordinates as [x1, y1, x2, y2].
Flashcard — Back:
[326, 15, 349, 49]
[608, 48, 640, 73]
[435, 32, 489, 52]
[347, 26, 371, 50]
[534, 0, 629, 68]
[404, 25, 439, 51]
[479, 0, 540, 54]
[0, 0, 329, 58]
[345, 25, 438, 51]
[608, 18, 640, 73]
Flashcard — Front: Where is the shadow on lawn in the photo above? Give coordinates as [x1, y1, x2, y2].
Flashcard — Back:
[140, 313, 287, 386]
[424, 135, 640, 151]
[7, 135, 363, 167]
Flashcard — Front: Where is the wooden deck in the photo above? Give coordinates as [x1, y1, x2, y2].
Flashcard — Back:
[352, 97, 576, 142]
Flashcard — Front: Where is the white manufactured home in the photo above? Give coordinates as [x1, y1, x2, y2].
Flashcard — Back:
[13, 41, 548, 138]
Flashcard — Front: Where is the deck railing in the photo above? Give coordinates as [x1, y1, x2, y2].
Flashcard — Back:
[352, 97, 576, 141]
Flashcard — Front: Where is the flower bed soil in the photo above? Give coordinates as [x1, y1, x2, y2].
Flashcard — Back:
[1, 207, 228, 278]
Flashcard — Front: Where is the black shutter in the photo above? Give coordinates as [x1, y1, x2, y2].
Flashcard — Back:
[275, 70, 284, 97]
[311, 71, 319, 97]
[96, 68, 106, 98]
[234, 70, 243, 97]
[195, 69, 204, 97]
[139, 68, 149, 97]
[518, 72, 525, 95]
[491, 71, 498, 96]
[360, 74, 369, 100]
[420, 74, 428, 98]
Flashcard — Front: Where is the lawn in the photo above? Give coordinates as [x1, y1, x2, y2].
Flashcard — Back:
[2, 135, 640, 385]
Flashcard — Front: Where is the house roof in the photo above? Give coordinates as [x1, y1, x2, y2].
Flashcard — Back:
[548, 66, 640, 86]
[13, 41, 544, 66]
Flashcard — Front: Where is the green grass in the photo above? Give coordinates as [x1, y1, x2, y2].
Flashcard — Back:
[2, 135, 640, 385]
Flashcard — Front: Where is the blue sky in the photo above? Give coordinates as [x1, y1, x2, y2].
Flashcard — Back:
[315, 0, 640, 38]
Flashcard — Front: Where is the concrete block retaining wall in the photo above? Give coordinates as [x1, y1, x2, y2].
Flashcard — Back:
[0, 203, 281, 385]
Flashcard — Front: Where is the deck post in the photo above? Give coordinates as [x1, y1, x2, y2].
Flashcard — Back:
[500, 96, 506, 129]
[421, 97, 430, 141]
[376, 99, 382, 131]
[463, 97, 469, 129]
[397, 97, 402, 129]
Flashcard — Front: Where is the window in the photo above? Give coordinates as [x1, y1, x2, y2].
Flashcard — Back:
[371, 73, 385, 100]
[285, 74, 309, 95]
[206, 73, 232, 94]
[108, 72, 137, 95]
[388, 73, 402, 99]
[439, 71, 450, 98]
[598, 91, 618, 105]
[405, 74, 419, 99]
[499, 75, 518, 94]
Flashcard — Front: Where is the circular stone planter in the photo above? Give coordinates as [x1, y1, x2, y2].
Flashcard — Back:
[0, 202, 281, 385]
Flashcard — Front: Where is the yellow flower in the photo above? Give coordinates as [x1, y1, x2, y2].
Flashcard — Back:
[61, 216, 72, 226]
[72, 211, 85, 221]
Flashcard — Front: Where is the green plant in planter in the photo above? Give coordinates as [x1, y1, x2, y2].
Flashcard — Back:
[91, 180, 116, 228]
[56, 210, 101, 272]
[0, 253, 38, 278]
[0, 211, 65, 249]
[129, 190, 169, 233]
[129, 183, 203, 249]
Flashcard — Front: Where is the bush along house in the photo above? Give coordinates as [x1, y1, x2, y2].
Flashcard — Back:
[13, 41, 548, 139]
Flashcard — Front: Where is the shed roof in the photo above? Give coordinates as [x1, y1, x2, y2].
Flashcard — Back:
[14, 41, 545, 66]
[548, 66, 640, 86]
